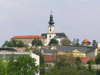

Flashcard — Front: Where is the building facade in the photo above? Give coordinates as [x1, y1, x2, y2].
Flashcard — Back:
[51, 45, 88, 57]
[86, 42, 100, 57]
[11, 35, 45, 47]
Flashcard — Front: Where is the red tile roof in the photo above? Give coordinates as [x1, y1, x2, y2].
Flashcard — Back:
[80, 57, 95, 64]
[43, 55, 57, 62]
[43, 55, 95, 64]
[11, 35, 45, 39]
[82, 39, 90, 43]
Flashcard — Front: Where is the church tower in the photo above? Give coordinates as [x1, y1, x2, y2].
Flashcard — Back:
[48, 11, 55, 33]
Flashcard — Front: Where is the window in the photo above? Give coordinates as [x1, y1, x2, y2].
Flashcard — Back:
[46, 64, 48, 67]
[49, 35, 51, 38]
[50, 29, 51, 31]
[49, 64, 51, 67]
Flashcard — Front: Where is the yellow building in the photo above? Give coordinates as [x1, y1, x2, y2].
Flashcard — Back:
[51, 45, 88, 57]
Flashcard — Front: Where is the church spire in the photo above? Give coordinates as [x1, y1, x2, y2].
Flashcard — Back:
[48, 10, 54, 25]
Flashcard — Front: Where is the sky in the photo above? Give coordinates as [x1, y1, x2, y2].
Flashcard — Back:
[0, 0, 100, 46]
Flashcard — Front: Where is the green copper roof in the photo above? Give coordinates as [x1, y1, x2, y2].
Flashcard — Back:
[50, 10, 53, 16]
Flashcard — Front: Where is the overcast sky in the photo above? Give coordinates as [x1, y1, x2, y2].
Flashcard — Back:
[0, 0, 100, 46]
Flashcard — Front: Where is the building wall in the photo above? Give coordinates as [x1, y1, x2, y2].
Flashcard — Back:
[48, 25, 55, 33]
[58, 50, 86, 57]
[46, 33, 56, 45]
[11, 38, 44, 46]
[86, 49, 97, 57]
[82, 43, 91, 46]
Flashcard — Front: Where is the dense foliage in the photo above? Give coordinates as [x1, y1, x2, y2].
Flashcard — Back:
[2, 39, 24, 47]
[60, 38, 71, 46]
[49, 38, 58, 45]
[32, 39, 43, 46]
[0, 55, 38, 75]
[95, 54, 100, 64]
[45, 56, 96, 75]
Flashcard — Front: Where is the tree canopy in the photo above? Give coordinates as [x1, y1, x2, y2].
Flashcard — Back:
[32, 39, 43, 46]
[0, 55, 39, 75]
[49, 38, 58, 46]
[2, 40, 24, 47]
[60, 38, 71, 46]
[95, 54, 100, 64]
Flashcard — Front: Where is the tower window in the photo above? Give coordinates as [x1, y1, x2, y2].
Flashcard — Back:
[50, 29, 51, 31]
[49, 35, 51, 38]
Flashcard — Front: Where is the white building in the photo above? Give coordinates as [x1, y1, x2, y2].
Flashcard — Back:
[86, 42, 100, 57]
[41, 11, 68, 46]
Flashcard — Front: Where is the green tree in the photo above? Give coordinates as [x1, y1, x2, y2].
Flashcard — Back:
[8, 41, 13, 47]
[95, 54, 100, 64]
[75, 57, 83, 70]
[0, 56, 7, 75]
[11, 39, 17, 47]
[49, 38, 58, 46]
[32, 39, 43, 46]
[76, 38, 79, 45]
[2, 41, 9, 47]
[16, 40, 24, 47]
[92, 40, 97, 46]
[87, 59, 95, 64]
[7, 55, 38, 75]
[36, 51, 45, 74]
[25, 46, 30, 51]
[60, 38, 71, 46]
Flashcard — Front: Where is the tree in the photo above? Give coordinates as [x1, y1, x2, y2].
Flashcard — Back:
[7, 55, 38, 75]
[2, 41, 9, 47]
[87, 59, 95, 64]
[60, 38, 71, 46]
[92, 40, 97, 46]
[11, 39, 17, 47]
[25, 46, 30, 51]
[75, 57, 83, 70]
[16, 40, 24, 47]
[49, 38, 58, 46]
[32, 39, 43, 46]
[95, 54, 100, 64]
[72, 38, 77, 45]
[35, 51, 45, 74]
[76, 38, 79, 45]
[0, 56, 7, 75]
[8, 41, 13, 47]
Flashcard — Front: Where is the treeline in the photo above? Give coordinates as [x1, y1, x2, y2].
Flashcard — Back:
[2, 39, 24, 47]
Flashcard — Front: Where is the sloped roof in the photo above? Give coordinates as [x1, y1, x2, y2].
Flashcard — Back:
[82, 39, 90, 43]
[11, 35, 45, 39]
[43, 55, 57, 62]
[43, 49, 58, 53]
[41, 33, 67, 38]
[0, 47, 18, 51]
[55, 45, 88, 53]
[86, 46, 97, 53]
[80, 57, 95, 64]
